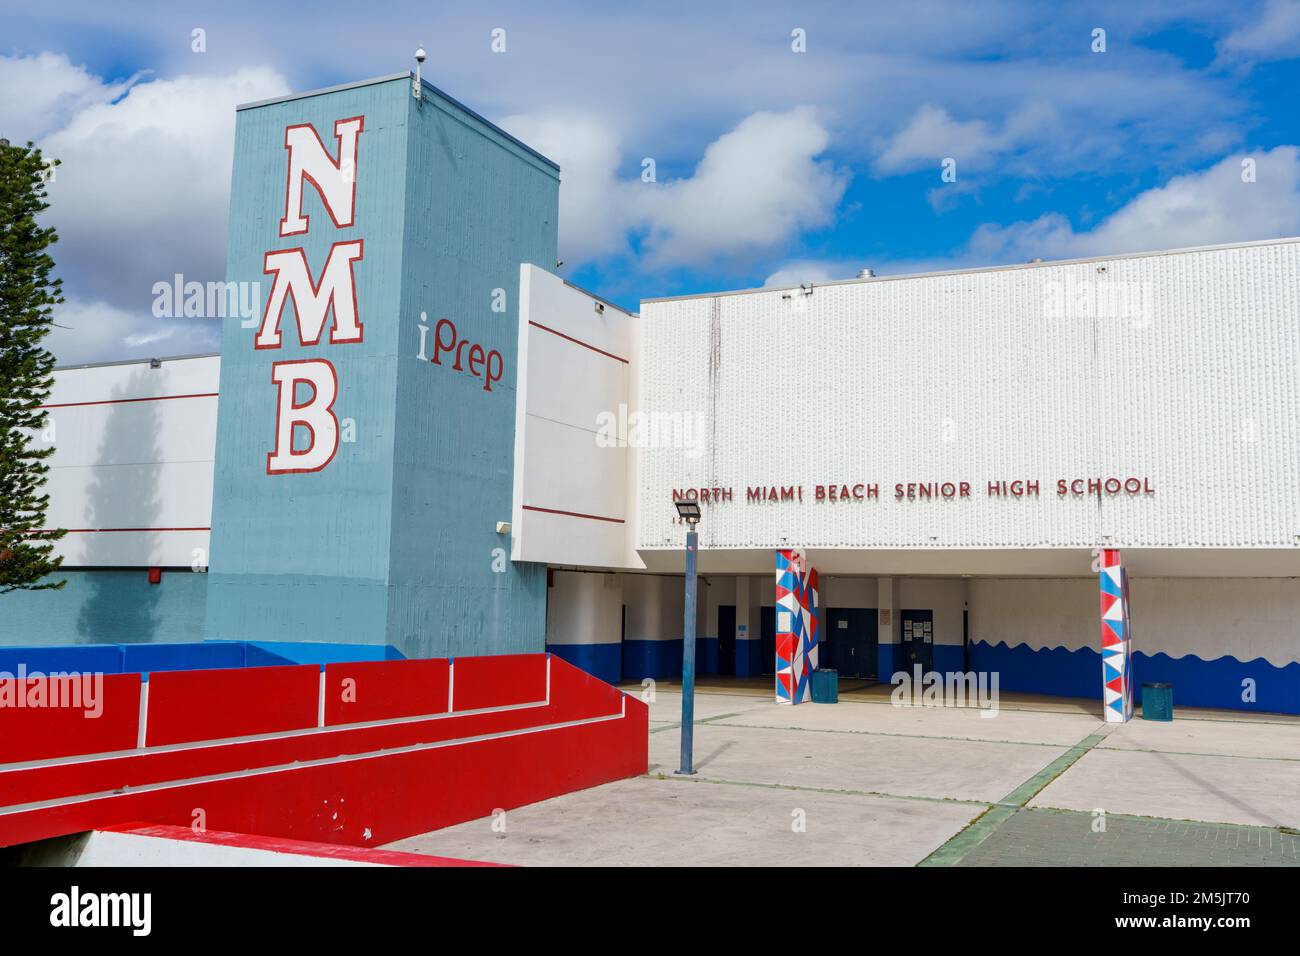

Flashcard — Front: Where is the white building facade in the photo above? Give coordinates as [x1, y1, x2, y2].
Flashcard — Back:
[7, 238, 1300, 715]
[522, 238, 1300, 714]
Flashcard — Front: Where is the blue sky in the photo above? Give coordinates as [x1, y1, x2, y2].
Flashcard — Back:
[2, 0, 1299, 362]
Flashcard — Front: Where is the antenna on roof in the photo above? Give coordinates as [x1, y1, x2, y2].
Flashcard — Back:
[413, 46, 426, 100]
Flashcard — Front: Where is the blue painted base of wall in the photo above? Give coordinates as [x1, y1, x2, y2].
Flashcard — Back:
[697, 637, 718, 675]
[932, 644, 965, 674]
[735, 639, 762, 678]
[0, 640, 404, 676]
[546, 643, 621, 685]
[623, 639, 684, 680]
[875, 644, 965, 680]
[877, 644, 895, 681]
[971, 640, 1300, 715]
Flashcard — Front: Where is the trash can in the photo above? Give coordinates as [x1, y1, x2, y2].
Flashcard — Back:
[1141, 682, 1173, 721]
[811, 669, 839, 704]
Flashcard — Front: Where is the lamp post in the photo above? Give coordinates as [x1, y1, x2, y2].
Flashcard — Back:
[673, 499, 702, 775]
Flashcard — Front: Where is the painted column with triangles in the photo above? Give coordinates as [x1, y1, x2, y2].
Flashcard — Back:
[775, 550, 820, 704]
[1098, 548, 1134, 722]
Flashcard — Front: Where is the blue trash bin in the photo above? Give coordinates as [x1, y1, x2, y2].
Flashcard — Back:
[811, 669, 839, 704]
[1141, 682, 1173, 721]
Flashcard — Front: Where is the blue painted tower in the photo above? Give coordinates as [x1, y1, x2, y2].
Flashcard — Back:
[206, 74, 559, 657]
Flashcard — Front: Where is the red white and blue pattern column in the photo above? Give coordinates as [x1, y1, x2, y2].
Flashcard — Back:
[775, 550, 805, 704]
[805, 568, 820, 675]
[1099, 548, 1134, 723]
[775, 551, 820, 704]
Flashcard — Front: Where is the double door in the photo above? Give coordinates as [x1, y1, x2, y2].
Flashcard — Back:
[823, 607, 876, 679]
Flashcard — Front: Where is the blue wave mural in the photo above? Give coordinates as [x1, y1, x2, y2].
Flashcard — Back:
[971, 640, 1300, 715]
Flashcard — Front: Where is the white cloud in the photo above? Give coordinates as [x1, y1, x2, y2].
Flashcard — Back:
[764, 146, 1300, 284]
[42, 66, 290, 307]
[0, 53, 289, 364]
[635, 107, 848, 269]
[504, 107, 847, 272]
[968, 146, 1300, 263]
[1218, 0, 1300, 63]
[21, 1, 1236, 183]
[498, 113, 633, 264]
[0, 52, 138, 144]
[875, 105, 998, 175]
[875, 101, 1064, 177]
[48, 299, 219, 367]
[763, 260, 864, 287]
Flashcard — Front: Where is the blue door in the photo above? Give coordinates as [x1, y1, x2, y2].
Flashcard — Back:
[760, 606, 776, 675]
[900, 609, 933, 673]
[824, 608, 877, 679]
[718, 605, 736, 676]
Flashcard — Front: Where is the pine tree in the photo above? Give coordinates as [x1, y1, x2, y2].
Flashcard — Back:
[0, 139, 65, 592]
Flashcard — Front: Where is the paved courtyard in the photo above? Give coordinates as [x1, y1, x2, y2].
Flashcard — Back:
[387, 682, 1300, 866]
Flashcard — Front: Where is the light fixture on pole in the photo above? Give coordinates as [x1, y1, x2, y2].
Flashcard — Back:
[673, 498, 702, 775]
[413, 46, 426, 100]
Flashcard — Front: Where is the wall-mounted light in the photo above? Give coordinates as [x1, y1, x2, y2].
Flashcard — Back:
[495, 521, 511, 534]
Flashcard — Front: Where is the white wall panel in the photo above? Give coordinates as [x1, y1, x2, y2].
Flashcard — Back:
[821, 576, 877, 608]
[34, 356, 218, 568]
[545, 570, 623, 646]
[900, 577, 966, 647]
[512, 264, 643, 568]
[637, 239, 1300, 556]
[971, 576, 1300, 666]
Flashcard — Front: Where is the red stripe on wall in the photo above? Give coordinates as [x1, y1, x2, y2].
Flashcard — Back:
[33, 527, 210, 533]
[39, 392, 219, 410]
[528, 321, 628, 364]
[522, 505, 625, 524]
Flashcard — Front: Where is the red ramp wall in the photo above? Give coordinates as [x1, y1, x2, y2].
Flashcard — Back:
[0, 653, 648, 849]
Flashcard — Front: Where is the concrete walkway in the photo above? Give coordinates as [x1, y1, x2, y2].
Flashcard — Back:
[385, 684, 1300, 866]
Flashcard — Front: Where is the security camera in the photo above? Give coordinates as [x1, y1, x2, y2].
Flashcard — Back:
[415, 46, 426, 64]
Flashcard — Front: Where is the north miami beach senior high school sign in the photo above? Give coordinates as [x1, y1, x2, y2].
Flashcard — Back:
[671, 477, 1157, 507]
[204, 75, 561, 657]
